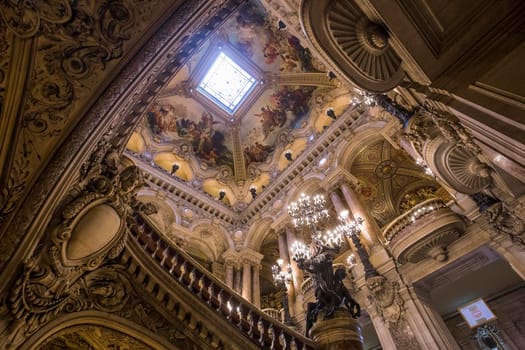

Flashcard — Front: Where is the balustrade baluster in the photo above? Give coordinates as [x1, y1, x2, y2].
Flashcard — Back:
[197, 274, 206, 299]
[247, 310, 255, 337]
[258, 319, 266, 346]
[151, 239, 160, 259]
[169, 254, 178, 275]
[160, 245, 169, 266]
[237, 304, 243, 329]
[206, 281, 215, 305]
[187, 267, 197, 290]
[179, 261, 187, 283]
[216, 289, 224, 312]
[279, 329, 287, 349]
[269, 324, 276, 350]
[290, 338, 297, 350]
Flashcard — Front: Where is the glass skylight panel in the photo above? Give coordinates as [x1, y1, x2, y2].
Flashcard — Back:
[198, 52, 256, 113]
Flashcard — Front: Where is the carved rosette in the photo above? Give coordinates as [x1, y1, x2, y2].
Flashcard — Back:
[301, 0, 405, 92]
[406, 110, 493, 195]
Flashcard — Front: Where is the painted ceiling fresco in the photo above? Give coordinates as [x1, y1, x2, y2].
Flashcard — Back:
[128, 0, 347, 206]
[350, 140, 452, 227]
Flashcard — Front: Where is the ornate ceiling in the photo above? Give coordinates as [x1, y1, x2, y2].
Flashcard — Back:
[350, 139, 452, 227]
[126, 0, 350, 210]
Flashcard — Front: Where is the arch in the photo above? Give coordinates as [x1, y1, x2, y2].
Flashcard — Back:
[189, 222, 233, 261]
[21, 310, 178, 350]
[137, 193, 179, 232]
[286, 178, 325, 206]
[244, 217, 274, 252]
[338, 121, 388, 170]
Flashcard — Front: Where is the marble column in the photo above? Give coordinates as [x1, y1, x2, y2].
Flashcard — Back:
[404, 286, 461, 350]
[329, 189, 347, 215]
[285, 226, 304, 293]
[234, 266, 242, 294]
[285, 225, 305, 321]
[277, 229, 296, 317]
[252, 262, 261, 307]
[242, 258, 252, 302]
[340, 182, 382, 246]
[224, 261, 234, 289]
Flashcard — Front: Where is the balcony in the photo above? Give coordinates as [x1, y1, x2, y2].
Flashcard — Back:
[383, 198, 466, 263]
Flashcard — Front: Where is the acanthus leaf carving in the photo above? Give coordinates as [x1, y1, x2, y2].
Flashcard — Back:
[0, 0, 72, 39]
[0, 0, 140, 231]
[486, 202, 525, 248]
[0, 149, 157, 348]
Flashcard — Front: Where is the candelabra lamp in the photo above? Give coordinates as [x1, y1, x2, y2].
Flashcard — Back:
[288, 194, 361, 336]
[334, 213, 379, 280]
[271, 259, 293, 325]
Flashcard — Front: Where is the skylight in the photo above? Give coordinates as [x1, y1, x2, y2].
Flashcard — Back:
[198, 52, 256, 113]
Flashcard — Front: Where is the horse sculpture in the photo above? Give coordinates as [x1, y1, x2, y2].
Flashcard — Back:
[298, 253, 361, 336]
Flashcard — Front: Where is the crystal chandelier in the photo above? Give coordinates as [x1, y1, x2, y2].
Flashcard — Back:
[271, 259, 292, 285]
[287, 193, 360, 336]
[271, 259, 293, 324]
[334, 213, 378, 280]
[287, 193, 329, 229]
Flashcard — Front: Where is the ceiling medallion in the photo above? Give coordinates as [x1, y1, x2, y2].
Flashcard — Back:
[375, 160, 398, 179]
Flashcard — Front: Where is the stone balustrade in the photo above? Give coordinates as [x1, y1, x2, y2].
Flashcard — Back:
[262, 308, 285, 323]
[131, 213, 316, 350]
[382, 198, 466, 263]
[383, 198, 447, 242]
[301, 277, 314, 295]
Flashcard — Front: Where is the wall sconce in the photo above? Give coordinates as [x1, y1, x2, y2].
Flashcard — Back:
[327, 71, 336, 81]
[218, 189, 226, 201]
[326, 107, 336, 120]
[171, 163, 180, 175]
[250, 186, 257, 199]
[284, 150, 293, 162]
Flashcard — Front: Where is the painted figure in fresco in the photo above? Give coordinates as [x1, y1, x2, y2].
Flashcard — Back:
[255, 105, 287, 138]
[244, 142, 274, 165]
[263, 34, 281, 64]
[147, 103, 179, 134]
[287, 35, 314, 72]
[232, 2, 266, 58]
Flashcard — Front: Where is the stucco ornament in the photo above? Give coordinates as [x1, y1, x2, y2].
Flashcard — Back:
[0, 151, 155, 349]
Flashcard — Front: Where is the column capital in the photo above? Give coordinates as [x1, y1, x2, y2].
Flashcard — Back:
[222, 249, 241, 268]
[321, 168, 361, 192]
[237, 248, 264, 265]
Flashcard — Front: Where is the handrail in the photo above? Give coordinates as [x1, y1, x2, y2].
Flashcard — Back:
[262, 308, 284, 323]
[383, 198, 447, 242]
[130, 212, 316, 350]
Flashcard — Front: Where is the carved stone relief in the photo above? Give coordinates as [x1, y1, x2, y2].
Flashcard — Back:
[366, 275, 420, 349]
[486, 202, 525, 248]
[300, 0, 405, 92]
[0, 0, 242, 278]
[0, 0, 166, 230]
[407, 110, 494, 195]
[40, 325, 153, 350]
[0, 151, 154, 348]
